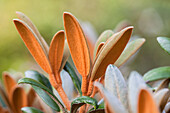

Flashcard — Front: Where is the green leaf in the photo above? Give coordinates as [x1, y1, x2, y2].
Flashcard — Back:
[143, 66, 170, 82]
[114, 38, 145, 67]
[64, 62, 82, 95]
[21, 107, 44, 113]
[71, 96, 98, 113]
[32, 86, 60, 111]
[157, 37, 170, 54]
[25, 70, 53, 91]
[18, 78, 63, 112]
[105, 65, 128, 110]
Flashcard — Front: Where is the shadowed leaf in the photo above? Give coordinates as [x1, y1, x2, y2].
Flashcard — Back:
[154, 88, 170, 112]
[155, 79, 170, 92]
[18, 78, 63, 111]
[64, 62, 82, 95]
[16, 11, 49, 54]
[13, 19, 52, 74]
[60, 40, 70, 71]
[25, 70, 53, 92]
[2, 73, 17, 97]
[157, 37, 170, 54]
[95, 42, 105, 58]
[105, 65, 128, 110]
[27, 88, 36, 106]
[137, 89, 159, 113]
[63, 12, 90, 77]
[143, 66, 170, 82]
[49, 31, 65, 74]
[71, 96, 98, 113]
[114, 38, 145, 67]
[89, 109, 105, 113]
[11, 86, 27, 113]
[91, 26, 133, 81]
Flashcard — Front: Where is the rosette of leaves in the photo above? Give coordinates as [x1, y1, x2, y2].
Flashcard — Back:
[95, 64, 170, 113]
[13, 12, 146, 112]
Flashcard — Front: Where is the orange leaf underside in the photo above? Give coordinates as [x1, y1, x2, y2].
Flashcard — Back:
[27, 88, 36, 106]
[138, 89, 160, 113]
[63, 12, 90, 77]
[16, 11, 49, 54]
[91, 27, 133, 81]
[49, 31, 65, 76]
[11, 86, 27, 113]
[13, 19, 52, 74]
[2, 73, 17, 97]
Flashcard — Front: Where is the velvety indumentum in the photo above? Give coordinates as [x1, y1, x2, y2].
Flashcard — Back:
[10, 11, 170, 113]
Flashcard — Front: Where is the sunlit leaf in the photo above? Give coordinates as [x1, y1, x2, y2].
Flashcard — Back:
[157, 37, 170, 54]
[114, 38, 145, 67]
[13, 19, 52, 74]
[63, 12, 90, 77]
[93, 30, 114, 59]
[21, 107, 44, 113]
[105, 65, 128, 110]
[91, 26, 133, 81]
[16, 11, 49, 54]
[143, 66, 170, 82]
[95, 82, 127, 113]
[128, 71, 147, 113]
[71, 96, 98, 113]
[137, 89, 159, 113]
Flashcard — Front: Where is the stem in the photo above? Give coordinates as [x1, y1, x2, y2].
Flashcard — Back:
[49, 73, 71, 111]
[79, 105, 86, 113]
[81, 76, 88, 96]
[87, 80, 93, 96]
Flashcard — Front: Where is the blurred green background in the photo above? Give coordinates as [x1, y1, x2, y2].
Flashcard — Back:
[0, 0, 170, 78]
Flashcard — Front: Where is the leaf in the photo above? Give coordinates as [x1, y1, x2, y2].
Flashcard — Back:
[11, 86, 27, 113]
[27, 88, 36, 106]
[104, 65, 128, 110]
[32, 86, 60, 111]
[114, 38, 145, 67]
[0, 83, 10, 108]
[89, 109, 105, 113]
[95, 82, 127, 113]
[93, 30, 114, 59]
[25, 70, 53, 92]
[155, 79, 170, 92]
[63, 12, 90, 77]
[2, 72, 17, 97]
[128, 71, 147, 113]
[91, 26, 133, 81]
[157, 37, 170, 54]
[59, 40, 70, 71]
[16, 11, 49, 54]
[164, 102, 170, 113]
[154, 88, 170, 112]
[71, 96, 98, 113]
[13, 19, 52, 74]
[21, 107, 44, 113]
[137, 88, 159, 113]
[143, 66, 170, 82]
[95, 42, 105, 57]
[49, 31, 65, 74]
[64, 62, 82, 95]
[18, 78, 63, 111]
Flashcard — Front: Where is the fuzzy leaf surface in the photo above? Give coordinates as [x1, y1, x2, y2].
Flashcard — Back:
[143, 66, 170, 82]
[157, 37, 170, 54]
